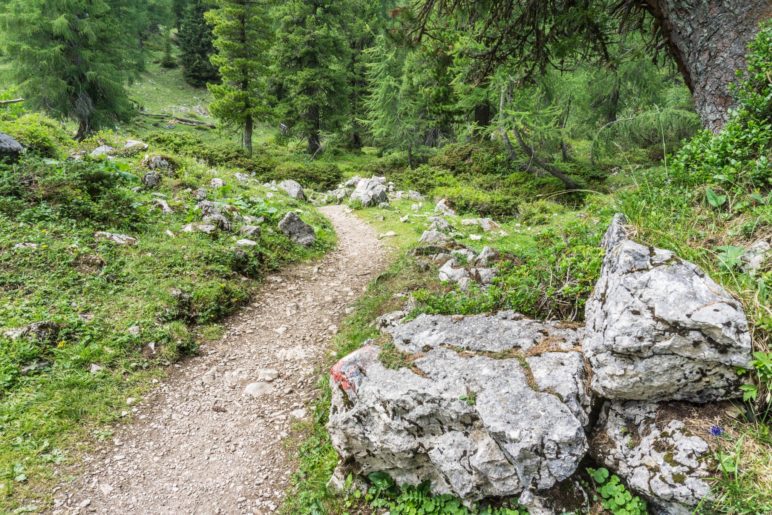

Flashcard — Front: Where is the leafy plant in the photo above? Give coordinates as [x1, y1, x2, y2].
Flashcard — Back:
[587, 467, 647, 515]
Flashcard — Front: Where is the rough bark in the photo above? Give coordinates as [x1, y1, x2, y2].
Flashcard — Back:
[642, 0, 771, 132]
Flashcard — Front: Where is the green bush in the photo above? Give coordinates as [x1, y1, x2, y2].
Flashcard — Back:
[429, 141, 512, 177]
[432, 185, 520, 217]
[390, 164, 459, 194]
[0, 157, 143, 229]
[0, 113, 74, 158]
[263, 161, 343, 190]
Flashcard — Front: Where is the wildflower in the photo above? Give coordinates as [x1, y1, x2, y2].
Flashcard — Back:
[710, 425, 724, 437]
[57, 340, 66, 348]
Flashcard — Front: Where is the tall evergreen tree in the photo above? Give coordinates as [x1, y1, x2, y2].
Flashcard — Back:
[0, 0, 146, 139]
[273, 0, 351, 155]
[179, 1, 219, 87]
[205, 0, 271, 155]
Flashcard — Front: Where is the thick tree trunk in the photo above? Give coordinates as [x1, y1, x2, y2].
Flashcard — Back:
[75, 118, 90, 141]
[307, 105, 322, 155]
[643, 0, 771, 132]
[243, 115, 253, 157]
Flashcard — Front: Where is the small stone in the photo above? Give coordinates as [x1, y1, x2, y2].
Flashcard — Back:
[126, 397, 136, 406]
[90, 364, 103, 374]
[278, 180, 306, 201]
[13, 242, 39, 250]
[469, 234, 482, 241]
[435, 198, 456, 216]
[244, 382, 273, 398]
[257, 369, 279, 382]
[290, 408, 307, 420]
[90, 145, 114, 157]
[94, 232, 137, 246]
[79, 499, 92, 509]
[211, 178, 225, 188]
[379, 231, 397, 239]
[278, 212, 316, 247]
[236, 239, 257, 247]
[128, 325, 141, 336]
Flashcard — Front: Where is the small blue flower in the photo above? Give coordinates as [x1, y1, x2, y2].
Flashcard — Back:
[710, 425, 724, 437]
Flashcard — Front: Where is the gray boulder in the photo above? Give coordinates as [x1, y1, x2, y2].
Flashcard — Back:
[123, 140, 148, 154]
[278, 212, 315, 246]
[142, 155, 173, 171]
[386, 311, 583, 355]
[438, 259, 472, 290]
[741, 238, 770, 276]
[584, 215, 752, 402]
[240, 225, 261, 238]
[428, 216, 452, 233]
[203, 214, 231, 232]
[0, 132, 23, 162]
[328, 341, 588, 503]
[350, 177, 389, 207]
[142, 171, 162, 189]
[435, 198, 456, 216]
[527, 352, 592, 427]
[591, 401, 713, 514]
[90, 145, 114, 158]
[419, 229, 452, 246]
[279, 180, 306, 201]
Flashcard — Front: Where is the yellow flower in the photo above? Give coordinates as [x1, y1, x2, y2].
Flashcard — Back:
[57, 341, 66, 348]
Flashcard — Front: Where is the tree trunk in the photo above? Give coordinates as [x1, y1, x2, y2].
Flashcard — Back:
[75, 118, 90, 141]
[306, 104, 322, 156]
[642, 0, 771, 132]
[243, 115, 253, 157]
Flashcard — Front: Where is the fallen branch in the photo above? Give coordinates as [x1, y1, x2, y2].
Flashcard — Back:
[140, 112, 216, 129]
[510, 124, 581, 190]
[0, 98, 24, 106]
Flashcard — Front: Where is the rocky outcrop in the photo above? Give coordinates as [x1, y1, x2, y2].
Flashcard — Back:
[90, 145, 114, 158]
[0, 132, 23, 162]
[591, 401, 713, 515]
[278, 180, 306, 201]
[328, 341, 588, 503]
[350, 177, 389, 207]
[278, 212, 315, 246]
[94, 232, 137, 246]
[584, 214, 752, 402]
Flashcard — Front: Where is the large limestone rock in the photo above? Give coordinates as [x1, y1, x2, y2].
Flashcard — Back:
[350, 177, 389, 207]
[591, 401, 713, 514]
[584, 214, 752, 402]
[387, 311, 582, 354]
[278, 180, 306, 201]
[328, 339, 589, 502]
[0, 132, 23, 162]
[278, 212, 315, 246]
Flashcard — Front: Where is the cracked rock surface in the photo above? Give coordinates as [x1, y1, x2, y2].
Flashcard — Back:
[591, 401, 713, 515]
[584, 214, 752, 402]
[329, 314, 589, 502]
[386, 311, 583, 354]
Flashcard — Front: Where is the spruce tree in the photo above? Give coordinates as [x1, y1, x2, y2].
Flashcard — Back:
[0, 0, 145, 139]
[205, 0, 271, 156]
[179, 1, 219, 87]
[273, 0, 351, 155]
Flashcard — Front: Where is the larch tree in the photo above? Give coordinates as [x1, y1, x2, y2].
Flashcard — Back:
[273, 0, 351, 155]
[415, 0, 771, 132]
[179, 0, 219, 87]
[0, 0, 146, 139]
[205, 0, 271, 156]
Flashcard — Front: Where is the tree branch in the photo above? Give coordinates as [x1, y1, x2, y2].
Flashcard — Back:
[509, 124, 581, 190]
[0, 98, 24, 106]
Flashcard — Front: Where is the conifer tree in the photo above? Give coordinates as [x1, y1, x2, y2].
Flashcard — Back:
[0, 0, 146, 139]
[179, 1, 219, 87]
[205, 0, 271, 155]
[273, 0, 351, 155]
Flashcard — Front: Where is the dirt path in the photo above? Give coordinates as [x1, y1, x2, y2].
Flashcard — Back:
[54, 206, 389, 514]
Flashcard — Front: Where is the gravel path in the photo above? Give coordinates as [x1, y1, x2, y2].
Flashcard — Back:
[54, 206, 389, 514]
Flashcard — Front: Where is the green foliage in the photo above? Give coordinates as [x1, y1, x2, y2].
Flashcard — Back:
[0, 114, 74, 158]
[416, 217, 606, 320]
[273, 0, 352, 154]
[178, 1, 219, 87]
[671, 22, 771, 195]
[587, 467, 647, 515]
[363, 474, 525, 514]
[264, 162, 343, 191]
[206, 0, 272, 153]
[0, 0, 146, 137]
[432, 185, 520, 217]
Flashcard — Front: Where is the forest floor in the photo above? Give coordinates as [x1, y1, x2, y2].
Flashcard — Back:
[51, 206, 389, 514]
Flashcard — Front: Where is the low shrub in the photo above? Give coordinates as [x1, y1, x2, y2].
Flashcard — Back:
[263, 161, 343, 191]
[432, 185, 520, 217]
[0, 113, 74, 158]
